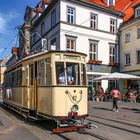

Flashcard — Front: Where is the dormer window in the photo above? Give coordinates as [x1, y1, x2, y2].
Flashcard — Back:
[103, 0, 115, 6]
[109, 0, 114, 6]
[135, 7, 140, 18]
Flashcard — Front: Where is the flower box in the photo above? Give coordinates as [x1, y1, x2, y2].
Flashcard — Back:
[108, 62, 119, 66]
[88, 60, 102, 64]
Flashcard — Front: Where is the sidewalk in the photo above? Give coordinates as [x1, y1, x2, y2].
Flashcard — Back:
[0, 102, 14, 132]
[88, 101, 140, 123]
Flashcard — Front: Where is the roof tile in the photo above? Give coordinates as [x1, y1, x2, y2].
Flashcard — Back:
[86, 0, 140, 22]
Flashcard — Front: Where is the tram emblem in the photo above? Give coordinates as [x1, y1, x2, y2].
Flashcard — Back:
[72, 95, 77, 101]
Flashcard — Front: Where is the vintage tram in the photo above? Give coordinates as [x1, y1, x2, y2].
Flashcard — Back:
[3, 51, 89, 132]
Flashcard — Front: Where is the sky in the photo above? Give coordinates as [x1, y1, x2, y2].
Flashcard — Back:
[0, 0, 38, 59]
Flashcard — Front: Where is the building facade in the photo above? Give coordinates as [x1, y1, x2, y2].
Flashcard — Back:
[22, 0, 124, 91]
[0, 54, 12, 97]
[120, 2, 140, 93]
[8, 0, 139, 93]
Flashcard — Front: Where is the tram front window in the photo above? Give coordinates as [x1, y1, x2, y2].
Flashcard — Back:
[56, 62, 80, 86]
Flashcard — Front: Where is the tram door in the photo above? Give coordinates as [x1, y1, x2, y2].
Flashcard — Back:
[29, 62, 38, 110]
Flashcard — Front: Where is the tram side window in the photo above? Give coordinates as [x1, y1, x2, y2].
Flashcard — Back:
[12, 71, 17, 87]
[38, 60, 45, 86]
[17, 69, 22, 86]
[38, 58, 51, 86]
[9, 73, 12, 87]
[56, 62, 65, 85]
[29, 64, 34, 85]
[46, 58, 51, 85]
[81, 64, 87, 85]
[5, 74, 9, 87]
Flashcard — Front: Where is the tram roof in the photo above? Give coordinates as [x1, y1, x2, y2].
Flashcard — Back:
[6, 50, 87, 71]
[20, 50, 87, 62]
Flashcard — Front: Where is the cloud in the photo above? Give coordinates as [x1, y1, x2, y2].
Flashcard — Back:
[0, 48, 4, 53]
[0, 11, 20, 34]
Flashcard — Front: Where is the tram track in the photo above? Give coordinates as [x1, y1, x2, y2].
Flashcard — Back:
[0, 102, 112, 140]
[0, 102, 106, 140]
[77, 129, 111, 140]
[1, 101, 139, 140]
[90, 114, 140, 128]
[88, 114, 140, 135]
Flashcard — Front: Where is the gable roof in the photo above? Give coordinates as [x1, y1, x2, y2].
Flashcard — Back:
[86, 0, 140, 22]
[24, 6, 36, 20]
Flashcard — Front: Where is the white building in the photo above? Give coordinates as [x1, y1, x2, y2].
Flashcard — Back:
[23, 0, 124, 91]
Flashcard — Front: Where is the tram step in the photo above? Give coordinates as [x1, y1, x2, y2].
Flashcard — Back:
[28, 115, 38, 120]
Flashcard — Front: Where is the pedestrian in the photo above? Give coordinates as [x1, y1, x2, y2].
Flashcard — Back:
[91, 86, 96, 101]
[128, 88, 137, 103]
[110, 87, 121, 112]
[88, 84, 95, 101]
[105, 88, 109, 102]
[97, 86, 104, 102]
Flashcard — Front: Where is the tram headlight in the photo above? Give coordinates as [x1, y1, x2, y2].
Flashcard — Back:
[71, 105, 79, 112]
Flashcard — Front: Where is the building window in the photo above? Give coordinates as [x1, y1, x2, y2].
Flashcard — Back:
[51, 9, 56, 27]
[125, 32, 130, 43]
[137, 27, 140, 38]
[90, 13, 98, 29]
[124, 53, 131, 65]
[109, 44, 116, 63]
[110, 18, 116, 33]
[135, 8, 140, 18]
[41, 22, 45, 36]
[67, 7, 75, 24]
[51, 38, 56, 50]
[89, 41, 98, 60]
[109, 0, 114, 6]
[66, 35, 77, 51]
[136, 50, 140, 64]
[32, 33, 36, 43]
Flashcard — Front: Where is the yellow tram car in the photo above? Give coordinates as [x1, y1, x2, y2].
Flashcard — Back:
[3, 51, 89, 132]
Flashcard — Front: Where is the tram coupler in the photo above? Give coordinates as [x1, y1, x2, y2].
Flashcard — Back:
[86, 122, 98, 129]
[74, 119, 98, 129]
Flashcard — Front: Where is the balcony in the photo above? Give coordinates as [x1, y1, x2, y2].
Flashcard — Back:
[88, 60, 102, 64]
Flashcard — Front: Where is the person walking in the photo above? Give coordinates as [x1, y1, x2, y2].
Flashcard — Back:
[110, 87, 121, 112]
[97, 86, 104, 102]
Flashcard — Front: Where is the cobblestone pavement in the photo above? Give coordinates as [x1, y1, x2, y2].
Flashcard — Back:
[0, 100, 140, 140]
[88, 101, 140, 123]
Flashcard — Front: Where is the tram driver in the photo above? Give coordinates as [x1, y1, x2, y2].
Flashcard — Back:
[58, 71, 74, 85]
[57, 65, 74, 85]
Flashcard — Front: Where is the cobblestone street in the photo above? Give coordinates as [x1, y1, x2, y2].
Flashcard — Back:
[0, 100, 140, 140]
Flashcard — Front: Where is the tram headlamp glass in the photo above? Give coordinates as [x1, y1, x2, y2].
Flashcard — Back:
[71, 105, 79, 112]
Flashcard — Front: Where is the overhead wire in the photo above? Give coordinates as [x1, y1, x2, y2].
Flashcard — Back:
[0, 33, 19, 59]
[1, 0, 123, 59]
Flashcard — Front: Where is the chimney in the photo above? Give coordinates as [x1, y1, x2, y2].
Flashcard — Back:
[12, 47, 19, 60]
